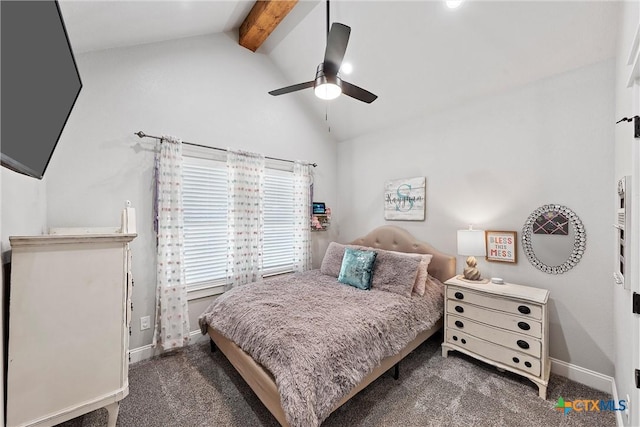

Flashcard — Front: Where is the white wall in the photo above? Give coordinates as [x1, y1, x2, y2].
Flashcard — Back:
[337, 60, 615, 377]
[614, 2, 640, 425]
[44, 33, 339, 349]
[1, 170, 47, 255]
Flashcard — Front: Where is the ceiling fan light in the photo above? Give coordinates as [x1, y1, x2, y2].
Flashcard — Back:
[314, 63, 342, 100]
[315, 82, 342, 100]
[340, 62, 353, 75]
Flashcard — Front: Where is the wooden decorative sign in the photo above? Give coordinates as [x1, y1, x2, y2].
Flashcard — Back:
[384, 177, 426, 221]
[485, 230, 517, 263]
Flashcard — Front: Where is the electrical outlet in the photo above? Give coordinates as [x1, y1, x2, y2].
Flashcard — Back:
[140, 315, 150, 331]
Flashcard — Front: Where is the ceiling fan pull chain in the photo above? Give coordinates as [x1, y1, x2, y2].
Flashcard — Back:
[325, 105, 331, 133]
[325, 106, 328, 128]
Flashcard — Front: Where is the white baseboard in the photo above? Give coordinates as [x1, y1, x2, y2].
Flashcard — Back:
[128, 344, 157, 364]
[128, 330, 206, 364]
[550, 357, 614, 395]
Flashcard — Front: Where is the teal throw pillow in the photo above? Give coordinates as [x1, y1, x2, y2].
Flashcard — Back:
[338, 248, 377, 290]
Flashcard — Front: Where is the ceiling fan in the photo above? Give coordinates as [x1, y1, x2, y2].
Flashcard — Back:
[268, 2, 378, 104]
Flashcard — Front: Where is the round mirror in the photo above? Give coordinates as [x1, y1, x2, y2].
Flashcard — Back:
[522, 204, 586, 274]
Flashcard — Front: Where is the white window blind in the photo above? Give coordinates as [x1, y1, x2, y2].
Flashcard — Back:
[263, 170, 295, 276]
[182, 157, 228, 288]
[182, 156, 297, 291]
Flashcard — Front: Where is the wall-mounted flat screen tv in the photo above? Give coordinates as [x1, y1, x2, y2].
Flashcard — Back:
[1, 0, 82, 179]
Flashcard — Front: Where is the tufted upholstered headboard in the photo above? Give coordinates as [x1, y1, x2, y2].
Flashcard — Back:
[349, 225, 456, 283]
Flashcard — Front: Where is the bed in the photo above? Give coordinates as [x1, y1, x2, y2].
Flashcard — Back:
[198, 225, 456, 427]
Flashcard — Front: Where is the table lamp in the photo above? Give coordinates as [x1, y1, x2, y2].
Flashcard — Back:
[457, 226, 486, 281]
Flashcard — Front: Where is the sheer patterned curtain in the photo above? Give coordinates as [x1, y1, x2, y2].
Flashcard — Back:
[153, 136, 190, 350]
[293, 161, 312, 272]
[226, 150, 265, 287]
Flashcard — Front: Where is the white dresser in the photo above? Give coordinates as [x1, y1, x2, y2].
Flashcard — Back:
[442, 276, 550, 398]
[6, 207, 136, 427]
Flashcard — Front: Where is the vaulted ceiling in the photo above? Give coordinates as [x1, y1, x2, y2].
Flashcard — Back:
[59, 0, 619, 142]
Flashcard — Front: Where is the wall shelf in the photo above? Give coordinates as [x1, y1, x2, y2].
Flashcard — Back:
[311, 214, 330, 232]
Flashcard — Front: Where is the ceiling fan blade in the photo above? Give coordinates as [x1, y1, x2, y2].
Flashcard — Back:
[268, 81, 314, 96]
[323, 23, 350, 76]
[342, 80, 378, 104]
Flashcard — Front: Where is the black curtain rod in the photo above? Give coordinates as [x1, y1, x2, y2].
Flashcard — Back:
[134, 131, 317, 168]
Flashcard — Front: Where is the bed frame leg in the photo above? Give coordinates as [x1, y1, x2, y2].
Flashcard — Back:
[210, 338, 217, 353]
[393, 362, 399, 380]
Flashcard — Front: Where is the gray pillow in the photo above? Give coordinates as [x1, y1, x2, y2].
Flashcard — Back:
[370, 250, 421, 297]
[320, 242, 362, 277]
[321, 242, 422, 297]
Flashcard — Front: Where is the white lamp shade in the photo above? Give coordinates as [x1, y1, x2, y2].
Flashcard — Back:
[457, 229, 486, 256]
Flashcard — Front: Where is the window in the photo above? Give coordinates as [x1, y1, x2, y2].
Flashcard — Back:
[182, 155, 297, 297]
[182, 156, 228, 291]
[263, 170, 295, 276]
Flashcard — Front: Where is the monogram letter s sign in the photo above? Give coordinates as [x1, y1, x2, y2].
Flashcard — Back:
[384, 177, 426, 221]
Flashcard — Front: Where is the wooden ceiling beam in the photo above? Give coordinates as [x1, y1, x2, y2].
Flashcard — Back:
[239, 0, 298, 52]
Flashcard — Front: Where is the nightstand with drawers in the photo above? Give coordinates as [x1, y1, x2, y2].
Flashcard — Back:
[442, 276, 550, 399]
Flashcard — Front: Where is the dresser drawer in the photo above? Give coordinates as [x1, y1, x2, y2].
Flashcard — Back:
[447, 287, 542, 320]
[447, 315, 541, 358]
[446, 329, 541, 377]
[446, 300, 541, 339]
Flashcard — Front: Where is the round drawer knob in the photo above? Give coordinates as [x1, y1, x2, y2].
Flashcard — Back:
[518, 322, 531, 331]
[461, 339, 466, 344]
[524, 361, 532, 368]
[455, 320, 464, 328]
[512, 357, 520, 363]
[452, 335, 458, 341]
[454, 292, 464, 300]
[517, 340, 530, 350]
[455, 305, 464, 313]
[518, 305, 531, 315]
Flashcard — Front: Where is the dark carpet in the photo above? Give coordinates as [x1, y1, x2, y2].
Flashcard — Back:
[57, 335, 616, 426]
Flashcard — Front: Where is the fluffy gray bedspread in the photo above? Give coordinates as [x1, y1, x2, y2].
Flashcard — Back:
[198, 270, 443, 427]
